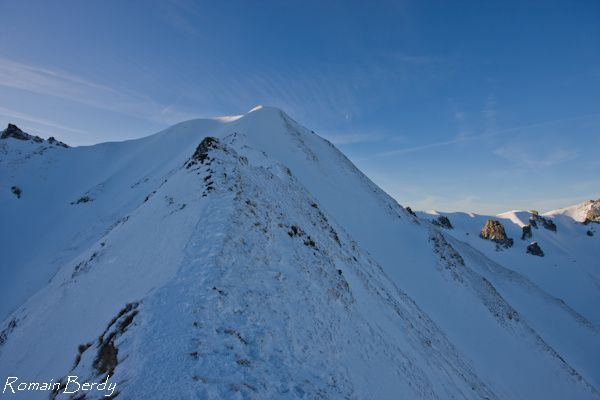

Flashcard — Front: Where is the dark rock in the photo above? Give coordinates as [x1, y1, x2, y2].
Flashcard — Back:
[432, 215, 453, 229]
[1, 123, 31, 140]
[541, 218, 557, 232]
[93, 303, 138, 376]
[529, 217, 538, 229]
[521, 225, 532, 240]
[530, 213, 556, 232]
[10, 186, 21, 199]
[405, 206, 416, 217]
[288, 225, 304, 237]
[303, 237, 316, 248]
[0, 318, 17, 347]
[526, 241, 544, 257]
[48, 136, 69, 148]
[187, 136, 220, 168]
[70, 195, 93, 205]
[480, 219, 513, 248]
[586, 230, 594, 237]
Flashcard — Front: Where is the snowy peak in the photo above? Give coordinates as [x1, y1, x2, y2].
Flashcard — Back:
[0, 123, 69, 147]
[247, 104, 268, 113]
[246, 104, 286, 115]
[417, 203, 600, 320]
[0, 123, 38, 141]
[546, 198, 600, 224]
[0, 123, 495, 399]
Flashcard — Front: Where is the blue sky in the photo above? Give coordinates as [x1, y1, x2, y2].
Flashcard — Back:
[1, 0, 599, 213]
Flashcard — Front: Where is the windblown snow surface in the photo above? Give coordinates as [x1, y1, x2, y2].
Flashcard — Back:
[0, 106, 598, 399]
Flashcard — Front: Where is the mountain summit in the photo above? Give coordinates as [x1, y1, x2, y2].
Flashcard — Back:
[0, 108, 599, 399]
[1, 123, 32, 141]
[1, 123, 69, 147]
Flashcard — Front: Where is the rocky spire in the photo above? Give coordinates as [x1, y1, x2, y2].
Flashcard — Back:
[480, 219, 513, 249]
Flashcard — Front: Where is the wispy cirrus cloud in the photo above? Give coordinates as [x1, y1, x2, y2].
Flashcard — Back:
[158, 0, 203, 37]
[162, 49, 447, 128]
[0, 106, 90, 135]
[183, 65, 366, 126]
[372, 112, 600, 159]
[375, 131, 494, 157]
[0, 55, 400, 137]
[0, 57, 117, 97]
[0, 57, 196, 125]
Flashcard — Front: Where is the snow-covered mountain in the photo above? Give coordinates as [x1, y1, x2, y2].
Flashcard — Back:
[417, 202, 600, 327]
[545, 199, 600, 224]
[1, 107, 598, 399]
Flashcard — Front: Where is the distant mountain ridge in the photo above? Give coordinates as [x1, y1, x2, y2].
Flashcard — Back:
[418, 200, 600, 326]
[545, 198, 600, 224]
[1, 123, 69, 148]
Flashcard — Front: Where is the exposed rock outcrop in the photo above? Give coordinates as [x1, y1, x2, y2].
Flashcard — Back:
[526, 241, 544, 257]
[432, 215, 453, 229]
[529, 217, 537, 228]
[583, 199, 600, 224]
[10, 186, 21, 199]
[541, 218, 557, 232]
[480, 219, 513, 249]
[70, 195, 93, 205]
[521, 225, 532, 240]
[530, 213, 557, 232]
[0, 123, 69, 147]
[186, 136, 221, 168]
[1, 123, 42, 142]
[47, 136, 69, 148]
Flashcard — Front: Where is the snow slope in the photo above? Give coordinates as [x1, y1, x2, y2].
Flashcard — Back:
[545, 199, 600, 223]
[417, 206, 600, 326]
[1, 107, 599, 399]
